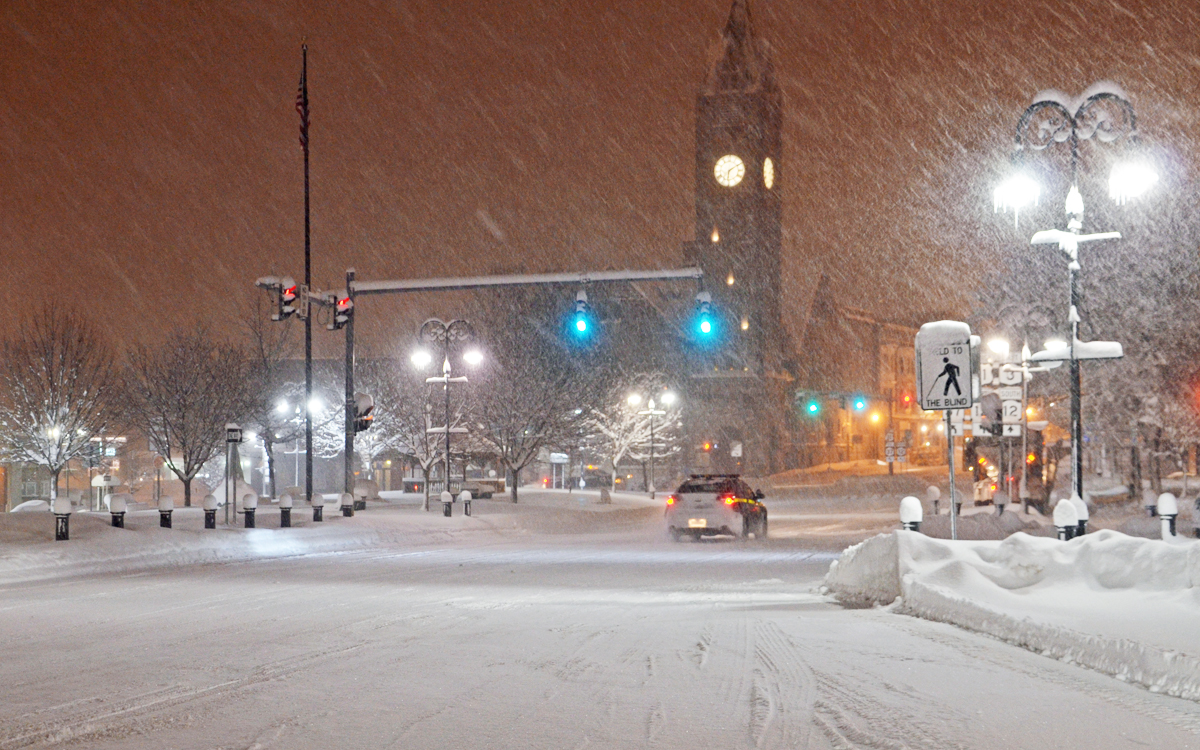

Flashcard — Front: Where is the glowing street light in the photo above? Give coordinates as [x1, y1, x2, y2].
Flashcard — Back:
[411, 349, 433, 368]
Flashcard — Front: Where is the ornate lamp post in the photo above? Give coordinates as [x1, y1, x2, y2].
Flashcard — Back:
[994, 82, 1156, 503]
[415, 319, 477, 498]
[628, 391, 677, 499]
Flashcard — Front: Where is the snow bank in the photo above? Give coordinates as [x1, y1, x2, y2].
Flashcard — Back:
[824, 530, 1200, 699]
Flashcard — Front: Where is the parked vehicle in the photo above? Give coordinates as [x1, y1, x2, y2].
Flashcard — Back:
[665, 474, 768, 542]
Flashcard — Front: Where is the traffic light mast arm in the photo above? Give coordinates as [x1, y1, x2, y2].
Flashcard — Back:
[350, 267, 704, 296]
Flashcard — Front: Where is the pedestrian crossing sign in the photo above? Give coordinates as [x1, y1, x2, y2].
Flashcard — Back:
[915, 321, 975, 411]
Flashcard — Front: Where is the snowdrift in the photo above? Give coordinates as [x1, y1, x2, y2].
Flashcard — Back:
[825, 530, 1200, 700]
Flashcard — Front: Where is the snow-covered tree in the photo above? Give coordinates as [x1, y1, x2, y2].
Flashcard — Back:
[124, 325, 251, 507]
[584, 372, 681, 490]
[0, 308, 119, 502]
[467, 288, 600, 503]
[241, 298, 298, 498]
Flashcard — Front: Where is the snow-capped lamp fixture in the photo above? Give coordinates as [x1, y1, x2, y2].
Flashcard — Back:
[986, 338, 1010, 359]
[1109, 159, 1158, 205]
[993, 172, 1040, 227]
[411, 349, 433, 369]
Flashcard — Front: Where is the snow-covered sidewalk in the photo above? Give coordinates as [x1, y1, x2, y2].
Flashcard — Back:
[825, 529, 1200, 700]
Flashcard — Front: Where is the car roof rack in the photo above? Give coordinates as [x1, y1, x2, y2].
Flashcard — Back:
[687, 474, 740, 479]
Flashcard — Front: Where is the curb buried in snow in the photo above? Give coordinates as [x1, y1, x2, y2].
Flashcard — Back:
[823, 530, 1200, 701]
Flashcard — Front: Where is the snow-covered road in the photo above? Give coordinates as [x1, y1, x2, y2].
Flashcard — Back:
[3, 507, 1200, 748]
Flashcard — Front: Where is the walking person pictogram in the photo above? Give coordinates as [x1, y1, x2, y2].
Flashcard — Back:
[924, 356, 962, 402]
[939, 357, 961, 396]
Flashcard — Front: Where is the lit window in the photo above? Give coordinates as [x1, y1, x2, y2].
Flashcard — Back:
[726, 273, 735, 286]
[711, 225, 720, 243]
[740, 317, 749, 331]
[764, 157, 775, 189]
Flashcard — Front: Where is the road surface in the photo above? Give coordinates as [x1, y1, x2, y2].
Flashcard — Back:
[2, 505, 1199, 749]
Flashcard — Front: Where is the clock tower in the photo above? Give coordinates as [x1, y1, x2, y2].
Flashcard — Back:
[684, 0, 792, 475]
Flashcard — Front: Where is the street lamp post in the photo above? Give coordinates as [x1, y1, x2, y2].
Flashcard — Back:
[629, 391, 676, 499]
[415, 319, 476, 501]
[994, 82, 1155, 503]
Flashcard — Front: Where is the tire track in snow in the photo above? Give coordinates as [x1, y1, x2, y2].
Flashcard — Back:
[748, 620, 818, 749]
[0, 642, 366, 749]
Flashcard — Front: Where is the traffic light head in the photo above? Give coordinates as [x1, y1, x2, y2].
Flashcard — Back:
[853, 397, 867, 411]
[807, 400, 820, 415]
[330, 296, 354, 330]
[570, 290, 593, 340]
[694, 291, 716, 340]
[353, 392, 374, 433]
[701, 440, 713, 452]
[271, 276, 298, 321]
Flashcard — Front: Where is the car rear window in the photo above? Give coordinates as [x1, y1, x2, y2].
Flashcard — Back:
[677, 478, 736, 494]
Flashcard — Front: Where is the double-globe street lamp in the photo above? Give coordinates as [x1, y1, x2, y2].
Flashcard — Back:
[994, 81, 1157, 503]
[411, 319, 483, 502]
[627, 391, 677, 499]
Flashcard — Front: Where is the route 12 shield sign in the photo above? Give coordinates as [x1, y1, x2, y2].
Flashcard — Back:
[915, 321, 974, 411]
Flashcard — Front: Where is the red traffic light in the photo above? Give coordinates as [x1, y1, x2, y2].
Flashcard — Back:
[701, 441, 712, 452]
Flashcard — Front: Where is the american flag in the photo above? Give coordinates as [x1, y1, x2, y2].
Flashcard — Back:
[296, 61, 309, 150]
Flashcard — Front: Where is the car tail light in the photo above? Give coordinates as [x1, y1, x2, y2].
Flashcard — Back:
[721, 493, 736, 505]
[666, 495, 677, 505]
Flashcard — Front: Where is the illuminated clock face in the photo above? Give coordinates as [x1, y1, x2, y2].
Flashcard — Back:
[764, 157, 775, 189]
[714, 155, 745, 187]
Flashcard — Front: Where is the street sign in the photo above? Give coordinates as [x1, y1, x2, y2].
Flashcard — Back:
[915, 321, 974, 411]
[1002, 400, 1022, 424]
[1002, 424, 1022, 437]
[897, 446, 908, 462]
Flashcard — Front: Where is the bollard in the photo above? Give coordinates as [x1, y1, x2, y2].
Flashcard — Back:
[899, 495, 923, 532]
[202, 494, 218, 528]
[926, 486, 941, 516]
[313, 494, 324, 522]
[459, 490, 473, 517]
[340, 492, 355, 518]
[108, 493, 127, 528]
[279, 493, 293, 528]
[1053, 498, 1078, 541]
[1158, 493, 1178, 539]
[1071, 494, 1089, 537]
[159, 495, 174, 528]
[242, 493, 258, 528]
[441, 490, 453, 518]
[53, 495, 72, 541]
[1145, 488, 1158, 517]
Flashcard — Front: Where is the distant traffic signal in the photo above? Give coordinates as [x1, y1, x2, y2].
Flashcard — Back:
[330, 296, 354, 330]
[806, 399, 820, 416]
[694, 291, 716, 339]
[353, 393, 374, 433]
[268, 276, 298, 321]
[701, 440, 713, 452]
[571, 290, 593, 340]
[852, 397, 867, 412]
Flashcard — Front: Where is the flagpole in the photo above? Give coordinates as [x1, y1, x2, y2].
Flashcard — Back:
[299, 43, 315, 518]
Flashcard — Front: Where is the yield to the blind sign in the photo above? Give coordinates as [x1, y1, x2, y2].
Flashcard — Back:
[915, 321, 974, 411]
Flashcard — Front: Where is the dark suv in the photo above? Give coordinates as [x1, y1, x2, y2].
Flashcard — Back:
[665, 474, 768, 541]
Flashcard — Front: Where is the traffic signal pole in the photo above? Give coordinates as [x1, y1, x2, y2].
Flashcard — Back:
[260, 266, 704, 514]
[344, 268, 356, 498]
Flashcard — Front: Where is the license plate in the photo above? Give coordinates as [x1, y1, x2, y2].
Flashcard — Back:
[687, 518, 707, 528]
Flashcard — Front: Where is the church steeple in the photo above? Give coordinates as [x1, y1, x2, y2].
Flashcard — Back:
[682, 0, 791, 476]
[705, 0, 776, 94]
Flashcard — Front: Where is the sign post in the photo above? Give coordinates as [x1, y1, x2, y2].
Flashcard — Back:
[225, 424, 242, 526]
[916, 321, 974, 540]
